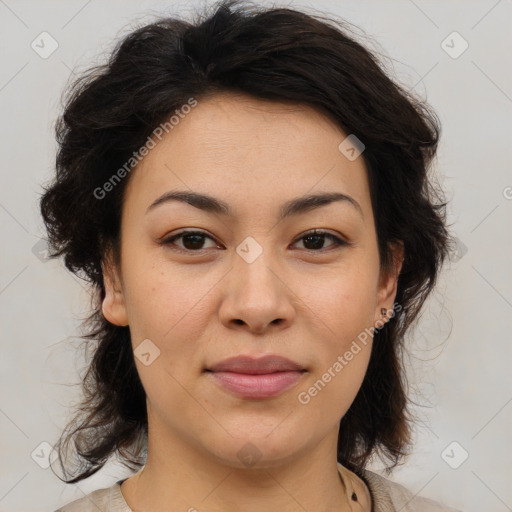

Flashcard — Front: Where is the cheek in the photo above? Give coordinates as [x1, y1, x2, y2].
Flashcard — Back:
[297, 280, 374, 420]
[302, 262, 379, 338]
[122, 253, 200, 332]
[122, 258, 219, 381]
[296, 263, 377, 402]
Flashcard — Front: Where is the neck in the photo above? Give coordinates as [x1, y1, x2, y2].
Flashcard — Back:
[121, 423, 354, 512]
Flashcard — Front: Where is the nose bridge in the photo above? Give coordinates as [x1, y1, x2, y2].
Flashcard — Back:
[233, 234, 281, 298]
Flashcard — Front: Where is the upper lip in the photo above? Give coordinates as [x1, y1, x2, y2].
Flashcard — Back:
[207, 355, 304, 374]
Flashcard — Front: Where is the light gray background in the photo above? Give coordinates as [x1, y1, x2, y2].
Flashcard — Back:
[1, 1, 511, 511]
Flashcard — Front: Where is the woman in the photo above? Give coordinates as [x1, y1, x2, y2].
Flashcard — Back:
[40, 1, 462, 510]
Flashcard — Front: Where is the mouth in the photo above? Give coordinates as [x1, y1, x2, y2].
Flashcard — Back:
[204, 354, 307, 399]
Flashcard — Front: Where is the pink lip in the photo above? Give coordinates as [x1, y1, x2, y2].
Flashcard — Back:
[205, 355, 306, 399]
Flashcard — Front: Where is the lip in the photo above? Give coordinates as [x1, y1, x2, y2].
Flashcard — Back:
[208, 354, 304, 374]
[205, 355, 306, 399]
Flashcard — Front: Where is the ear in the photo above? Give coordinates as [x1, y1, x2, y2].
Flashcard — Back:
[101, 249, 129, 327]
[373, 241, 404, 327]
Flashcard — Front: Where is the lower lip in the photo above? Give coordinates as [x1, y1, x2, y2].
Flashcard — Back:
[207, 370, 304, 399]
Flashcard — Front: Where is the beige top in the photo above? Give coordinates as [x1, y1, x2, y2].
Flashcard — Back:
[54, 462, 463, 512]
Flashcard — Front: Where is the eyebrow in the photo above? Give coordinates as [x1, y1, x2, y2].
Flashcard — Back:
[146, 190, 363, 220]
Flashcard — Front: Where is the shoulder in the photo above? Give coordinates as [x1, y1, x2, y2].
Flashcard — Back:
[53, 482, 132, 512]
[358, 468, 464, 512]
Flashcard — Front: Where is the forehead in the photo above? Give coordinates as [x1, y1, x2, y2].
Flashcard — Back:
[123, 92, 371, 220]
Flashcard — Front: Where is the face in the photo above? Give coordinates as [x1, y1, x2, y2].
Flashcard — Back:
[102, 91, 402, 469]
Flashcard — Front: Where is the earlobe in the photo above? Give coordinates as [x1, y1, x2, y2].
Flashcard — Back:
[101, 259, 129, 327]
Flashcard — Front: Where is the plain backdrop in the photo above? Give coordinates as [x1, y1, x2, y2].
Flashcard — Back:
[0, 1, 511, 511]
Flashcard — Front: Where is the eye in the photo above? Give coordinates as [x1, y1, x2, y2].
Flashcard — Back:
[161, 230, 219, 252]
[292, 229, 348, 251]
[162, 228, 348, 253]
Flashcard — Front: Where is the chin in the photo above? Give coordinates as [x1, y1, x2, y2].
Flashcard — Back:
[201, 427, 307, 470]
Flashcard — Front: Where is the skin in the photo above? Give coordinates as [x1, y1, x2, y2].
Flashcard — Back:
[102, 91, 403, 512]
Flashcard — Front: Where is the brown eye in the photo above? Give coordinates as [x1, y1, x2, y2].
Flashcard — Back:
[293, 230, 347, 251]
[162, 230, 219, 252]
[162, 228, 348, 254]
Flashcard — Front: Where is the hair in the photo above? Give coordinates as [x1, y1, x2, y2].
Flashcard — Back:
[39, 0, 450, 483]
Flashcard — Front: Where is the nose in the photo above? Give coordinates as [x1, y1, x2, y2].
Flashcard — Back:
[218, 249, 295, 334]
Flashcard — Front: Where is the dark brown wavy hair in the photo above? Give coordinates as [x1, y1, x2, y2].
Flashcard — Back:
[39, 0, 450, 484]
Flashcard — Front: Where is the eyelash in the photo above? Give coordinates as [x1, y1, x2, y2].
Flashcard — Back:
[161, 229, 348, 253]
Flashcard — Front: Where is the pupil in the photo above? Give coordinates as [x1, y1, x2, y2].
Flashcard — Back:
[304, 235, 324, 250]
[183, 234, 204, 250]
